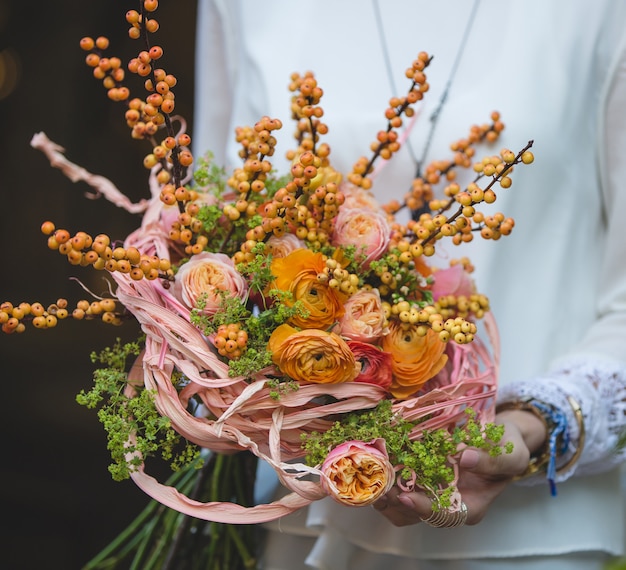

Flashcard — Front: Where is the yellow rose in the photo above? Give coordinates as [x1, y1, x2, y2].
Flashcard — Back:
[382, 322, 448, 399]
[270, 248, 345, 329]
[267, 323, 359, 384]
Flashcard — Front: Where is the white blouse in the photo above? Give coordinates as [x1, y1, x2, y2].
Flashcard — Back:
[193, 0, 626, 564]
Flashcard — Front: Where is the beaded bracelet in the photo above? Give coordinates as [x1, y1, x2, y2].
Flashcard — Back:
[497, 396, 584, 496]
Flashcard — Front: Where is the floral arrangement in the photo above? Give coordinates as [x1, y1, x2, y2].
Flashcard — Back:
[2, 1, 535, 568]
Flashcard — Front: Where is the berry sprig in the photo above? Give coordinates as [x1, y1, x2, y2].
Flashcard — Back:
[0, 297, 123, 334]
[348, 52, 432, 190]
[421, 141, 534, 249]
[80, 0, 193, 213]
[230, 77, 345, 259]
[287, 71, 330, 159]
[382, 141, 534, 263]
[317, 258, 360, 296]
[383, 112, 506, 219]
[41, 221, 174, 282]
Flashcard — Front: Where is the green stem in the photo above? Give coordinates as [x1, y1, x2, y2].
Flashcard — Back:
[128, 506, 167, 570]
[83, 461, 201, 569]
[226, 524, 256, 569]
[161, 455, 218, 569]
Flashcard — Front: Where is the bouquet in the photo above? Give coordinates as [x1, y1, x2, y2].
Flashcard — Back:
[2, 1, 534, 567]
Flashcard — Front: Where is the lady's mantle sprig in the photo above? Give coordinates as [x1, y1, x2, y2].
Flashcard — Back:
[303, 401, 511, 507]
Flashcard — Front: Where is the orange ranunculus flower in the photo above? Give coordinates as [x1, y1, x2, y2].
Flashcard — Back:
[382, 322, 448, 399]
[320, 439, 395, 507]
[267, 323, 359, 385]
[270, 248, 345, 329]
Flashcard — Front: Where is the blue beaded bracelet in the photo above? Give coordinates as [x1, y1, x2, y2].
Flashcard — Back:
[527, 399, 570, 496]
[497, 397, 571, 496]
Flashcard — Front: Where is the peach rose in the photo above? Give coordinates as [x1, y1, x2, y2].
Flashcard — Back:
[347, 341, 393, 391]
[332, 207, 391, 267]
[270, 249, 345, 329]
[382, 322, 448, 399]
[266, 233, 306, 258]
[173, 252, 248, 315]
[320, 439, 395, 506]
[267, 323, 359, 385]
[335, 289, 387, 343]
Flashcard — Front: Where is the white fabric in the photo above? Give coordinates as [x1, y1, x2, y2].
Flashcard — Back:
[193, 0, 626, 566]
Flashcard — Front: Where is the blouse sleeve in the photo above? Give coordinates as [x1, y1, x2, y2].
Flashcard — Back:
[497, 33, 626, 482]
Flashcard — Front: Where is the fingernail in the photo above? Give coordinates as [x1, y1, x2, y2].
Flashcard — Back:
[460, 449, 479, 469]
[397, 494, 414, 508]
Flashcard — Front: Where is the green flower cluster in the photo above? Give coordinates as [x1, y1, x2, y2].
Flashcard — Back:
[76, 337, 201, 481]
[302, 400, 510, 507]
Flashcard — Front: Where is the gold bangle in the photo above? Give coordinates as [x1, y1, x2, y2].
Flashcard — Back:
[556, 395, 585, 475]
[497, 395, 585, 481]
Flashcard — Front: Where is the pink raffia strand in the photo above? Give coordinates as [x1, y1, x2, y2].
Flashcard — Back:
[30, 132, 150, 213]
[113, 265, 500, 522]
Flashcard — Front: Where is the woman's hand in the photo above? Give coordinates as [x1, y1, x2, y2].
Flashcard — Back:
[372, 409, 547, 526]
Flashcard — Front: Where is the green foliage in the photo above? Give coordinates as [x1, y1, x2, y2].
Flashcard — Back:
[235, 243, 276, 298]
[189, 280, 310, 380]
[76, 337, 201, 481]
[302, 401, 507, 508]
[193, 152, 227, 192]
[266, 378, 300, 400]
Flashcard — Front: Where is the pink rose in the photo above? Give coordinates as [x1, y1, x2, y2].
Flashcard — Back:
[266, 233, 306, 258]
[173, 252, 248, 315]
[335, 289, 387, 342]
[347, 340, 393, 391]
[332, 207, 391, 267]
[321, 439, 395, 506]
[431, 264, 474, 301]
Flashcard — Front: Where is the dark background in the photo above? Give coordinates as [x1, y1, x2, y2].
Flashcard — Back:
[0, 1, 196, 567]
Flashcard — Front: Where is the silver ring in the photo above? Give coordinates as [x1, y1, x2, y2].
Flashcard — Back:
[420, 501, 468, 528]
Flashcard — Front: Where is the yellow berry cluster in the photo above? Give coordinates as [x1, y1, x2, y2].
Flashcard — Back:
[41, 222, 173, 281]
[383, 112, 506, 219]
[213, 323, 248, 359]
[316, 258, 360, 295]
[348, 52, 432, 190]
[432, 293, 490, 321]
[0, 297, 122, 334]
[381, 301, 477, 345]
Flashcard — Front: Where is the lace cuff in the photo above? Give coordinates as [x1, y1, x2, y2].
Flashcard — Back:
[497, 354, 626, 485]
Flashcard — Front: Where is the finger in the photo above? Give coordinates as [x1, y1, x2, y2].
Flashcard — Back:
[374, 492, 434, 527]
[459, 445, 528, 479]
